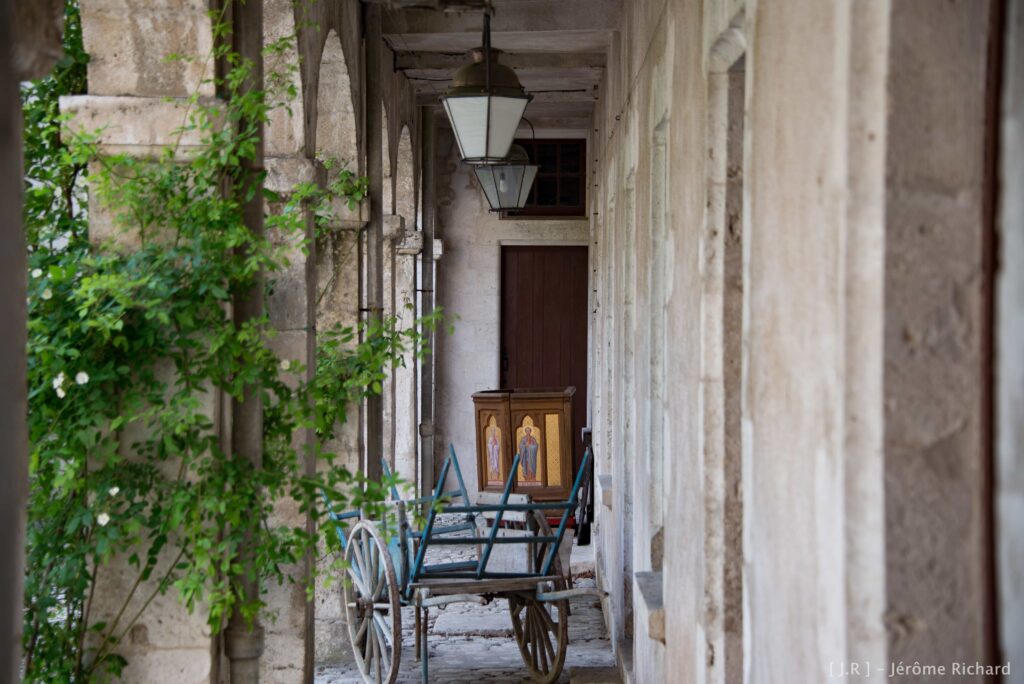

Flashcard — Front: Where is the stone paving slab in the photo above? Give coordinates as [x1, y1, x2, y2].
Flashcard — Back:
[314, 584, 615, 684]
[432, 610, 513, 637]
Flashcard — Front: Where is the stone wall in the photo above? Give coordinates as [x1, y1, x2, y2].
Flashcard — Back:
[590, 0, 893, 681]
[591, 0, 1011, 681]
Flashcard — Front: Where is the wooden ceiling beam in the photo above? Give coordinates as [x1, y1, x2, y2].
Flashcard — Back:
[392, 50, 606, 70]
[382, 0, 621, 35]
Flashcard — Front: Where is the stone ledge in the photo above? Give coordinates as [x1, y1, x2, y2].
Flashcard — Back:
[397, 230, 424, 255]
[60, 95, 223, 157]
[634, 571, 665, 644]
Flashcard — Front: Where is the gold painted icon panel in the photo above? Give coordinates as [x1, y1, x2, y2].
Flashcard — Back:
[485, 416, 504, 487]
[516, 416, 544, 487]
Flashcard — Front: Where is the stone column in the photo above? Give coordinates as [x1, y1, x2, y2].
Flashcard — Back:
[395, 229, 424, 493]
[884, 1, 997, 674]
[60, 3, 222, 680]
[418, 112, 438, 498]
[262, 158, 317, 683]
[3, 2, 65, 680]
[363, 5, 385, 482]
[257, 1, 323, 678]
[997, 0, 1024, 670]
[381, 215, 403, 472]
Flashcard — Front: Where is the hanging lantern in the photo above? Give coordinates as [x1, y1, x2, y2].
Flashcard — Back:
[440, 13, 532, 164]
[473, 144, 538, 211]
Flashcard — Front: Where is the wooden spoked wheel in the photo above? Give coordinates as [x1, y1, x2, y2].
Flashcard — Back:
[509, 512, 569, 684]
[343, 521, 401, 684]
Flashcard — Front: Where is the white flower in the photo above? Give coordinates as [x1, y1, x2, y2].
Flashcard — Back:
[108, 486, 120, 497]
[41, 288, 53, 300]
[279, 359, 291, 371]
[97, 512, 110, 527]
[75, 371, 89, 385]
[31, 268, 43, 278]
[53, 373, 67, 397]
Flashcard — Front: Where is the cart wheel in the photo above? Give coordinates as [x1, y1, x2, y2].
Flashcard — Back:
[509, 512, 569, 683]
[343, 521, 401, 684]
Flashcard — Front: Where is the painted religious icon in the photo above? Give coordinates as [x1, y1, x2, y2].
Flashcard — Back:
[516, 417, 543, 486]
[485, 416, 503, 486]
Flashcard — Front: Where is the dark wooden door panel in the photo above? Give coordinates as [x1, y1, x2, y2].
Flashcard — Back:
[501, 246, 589, 477]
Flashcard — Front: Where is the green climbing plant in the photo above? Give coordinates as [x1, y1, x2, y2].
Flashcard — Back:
[21, 3, 439, 681]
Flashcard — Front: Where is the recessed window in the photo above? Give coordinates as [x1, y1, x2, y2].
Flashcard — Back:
[505, 139, 586, 218]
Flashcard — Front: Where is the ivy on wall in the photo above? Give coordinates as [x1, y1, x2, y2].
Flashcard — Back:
[21, 3, 434, 680]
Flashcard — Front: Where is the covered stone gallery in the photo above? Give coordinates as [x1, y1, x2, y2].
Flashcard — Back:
[2, 0, 1023, 682]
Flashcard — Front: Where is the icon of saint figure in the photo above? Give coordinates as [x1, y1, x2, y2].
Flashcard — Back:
[519, 426, 540, 481]
[487, 428, 501, 480]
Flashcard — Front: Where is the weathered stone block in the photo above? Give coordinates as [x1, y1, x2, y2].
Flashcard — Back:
[382, 214, 405, 240]
[265, 157, 317, 193]
[81, 1, 214, 98]
[89, 548, 214, 683]
[323, 197, 369, 230]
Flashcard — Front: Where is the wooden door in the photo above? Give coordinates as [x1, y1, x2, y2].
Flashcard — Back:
[500, 245, 589, 480]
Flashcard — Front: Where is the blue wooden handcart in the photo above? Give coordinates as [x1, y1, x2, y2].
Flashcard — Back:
[326, 445, 595, 684]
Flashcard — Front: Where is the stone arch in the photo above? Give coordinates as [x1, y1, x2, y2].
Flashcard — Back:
[395, 125, 415, 226]
[314, 29, 358, 171]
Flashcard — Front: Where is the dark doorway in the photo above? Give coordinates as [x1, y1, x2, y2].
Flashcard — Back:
[500, 245, 589, 477]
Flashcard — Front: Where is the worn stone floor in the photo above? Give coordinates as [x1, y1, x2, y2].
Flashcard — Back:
[314, 520, 618, 684]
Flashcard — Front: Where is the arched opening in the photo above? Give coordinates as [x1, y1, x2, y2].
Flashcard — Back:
[315, 30, 358, 170]
[312, 28, 362, 667]
[396, 125, 415, 225]
[315, 30, 360, 171]
[312, 26, 361, 442]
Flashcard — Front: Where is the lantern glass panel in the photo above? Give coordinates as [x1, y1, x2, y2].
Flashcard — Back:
[442, 95, 529, 161]
[517, 165, 538, 207]
[473, 163, 539, 211]
[474, 165, 501, 208]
